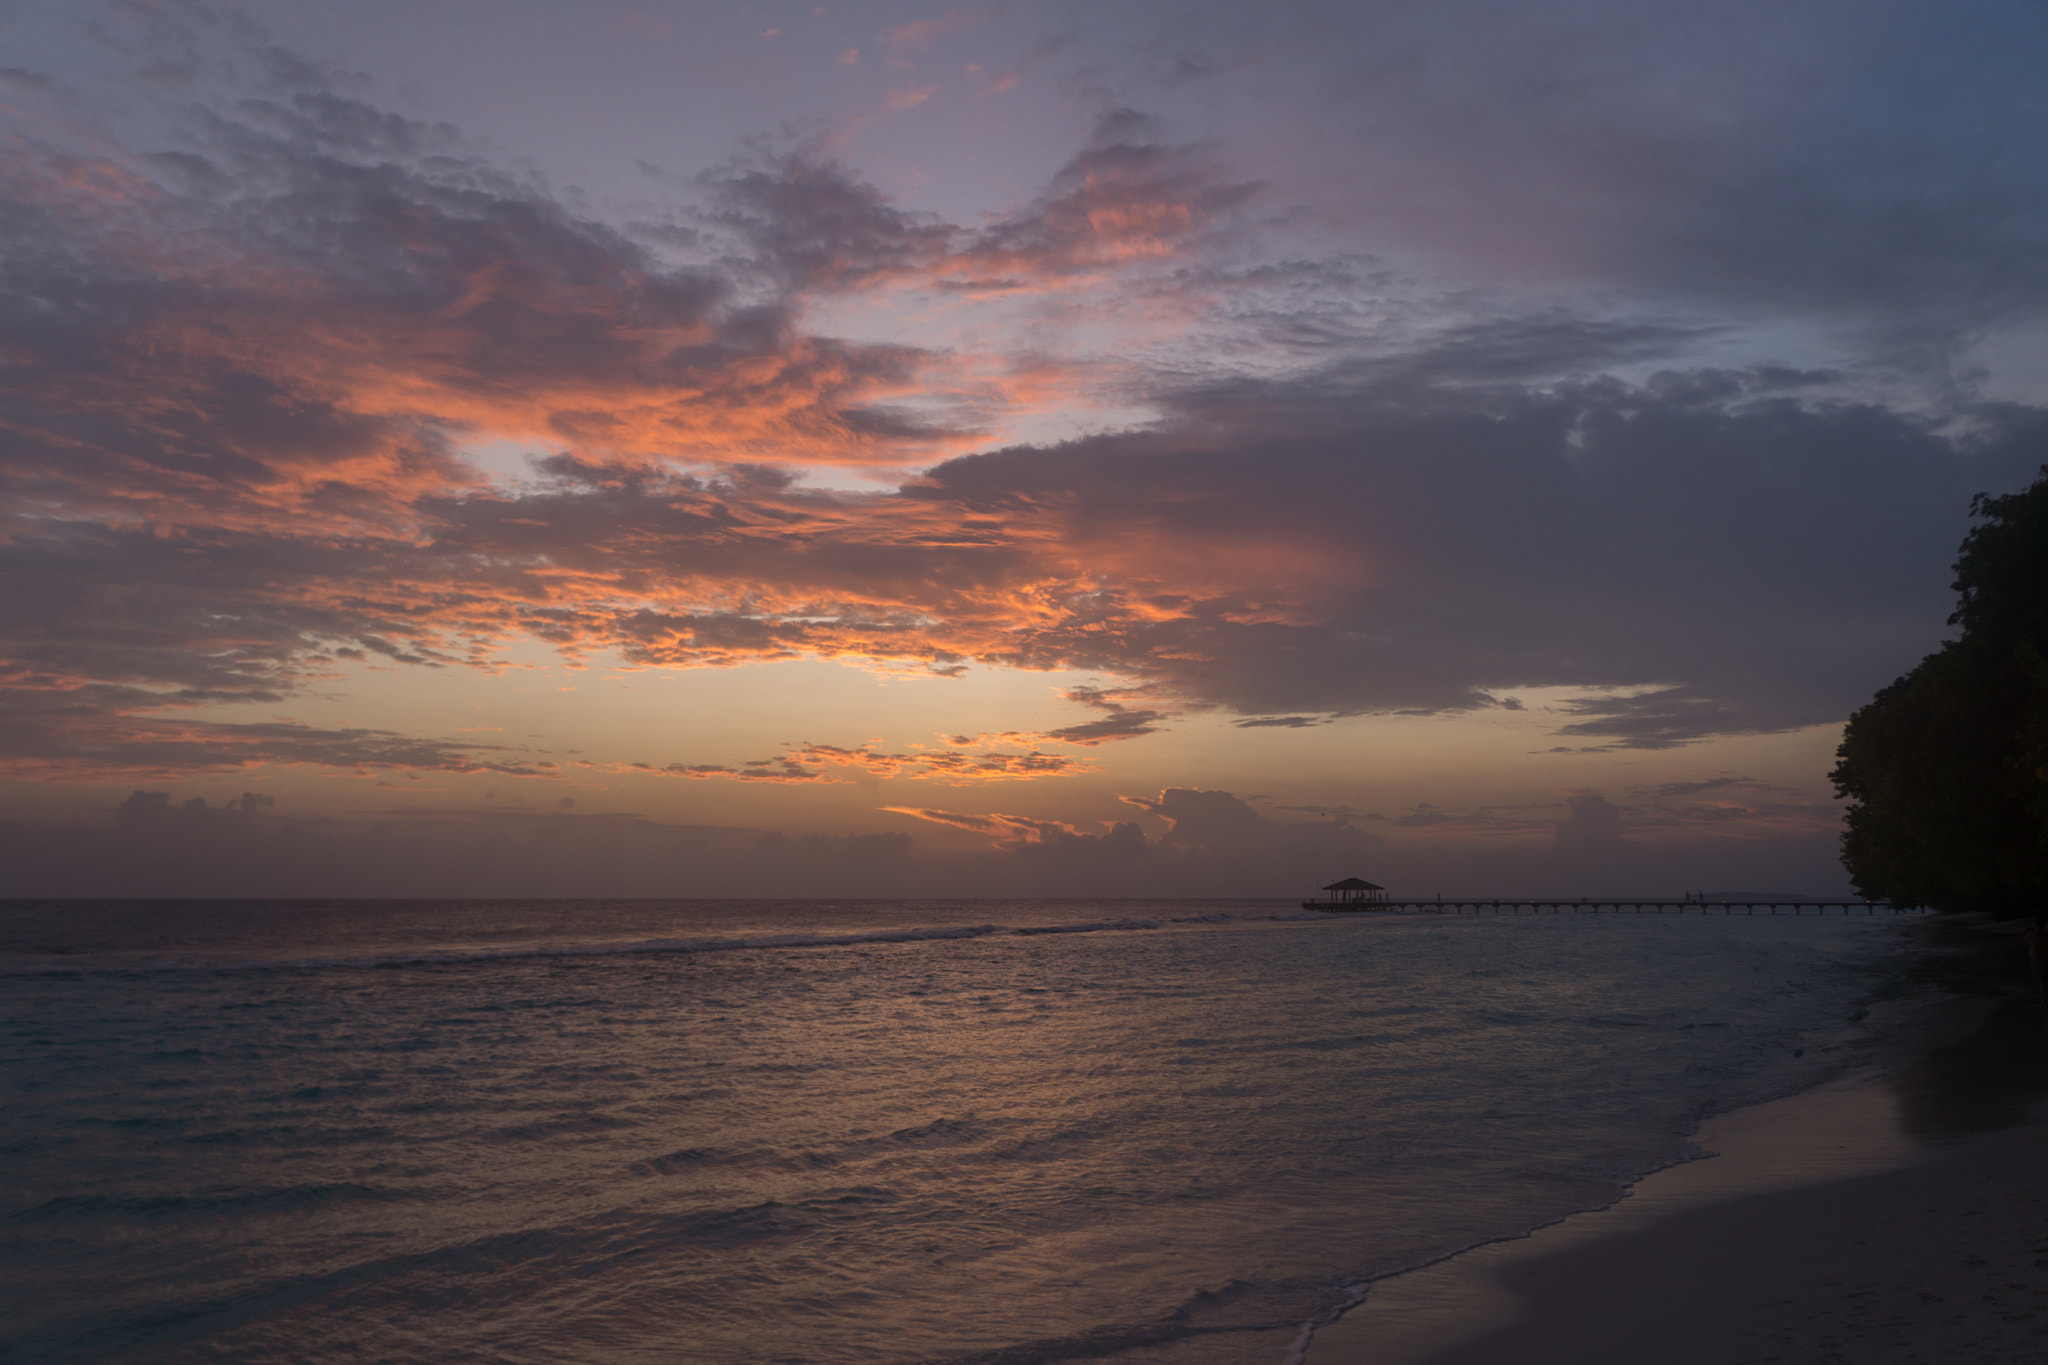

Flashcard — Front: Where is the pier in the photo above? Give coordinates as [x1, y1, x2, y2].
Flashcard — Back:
[1322, 899, 1917, 915]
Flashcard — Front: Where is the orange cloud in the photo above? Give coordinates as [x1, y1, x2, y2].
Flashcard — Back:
[653, 738, 1094, 786]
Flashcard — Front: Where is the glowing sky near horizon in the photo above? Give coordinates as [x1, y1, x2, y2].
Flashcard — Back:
[3, 0, 2045, 896]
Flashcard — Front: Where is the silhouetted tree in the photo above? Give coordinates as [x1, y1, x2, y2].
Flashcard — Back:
[1832, 468, 2048, 912]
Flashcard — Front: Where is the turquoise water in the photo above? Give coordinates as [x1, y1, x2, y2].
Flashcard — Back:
[0, 900, 1910, 1363]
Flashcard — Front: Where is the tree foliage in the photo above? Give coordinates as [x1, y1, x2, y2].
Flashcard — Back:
[1832, 467, 2048, 913]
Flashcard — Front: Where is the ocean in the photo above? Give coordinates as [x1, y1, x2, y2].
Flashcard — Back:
[0, 899, 1917, 1364]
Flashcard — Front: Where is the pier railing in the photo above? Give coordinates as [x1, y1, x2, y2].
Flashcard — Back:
[1312, 899, 1917, 915]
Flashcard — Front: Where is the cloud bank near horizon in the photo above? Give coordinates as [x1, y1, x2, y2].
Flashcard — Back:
[0, 782, 1848, 899]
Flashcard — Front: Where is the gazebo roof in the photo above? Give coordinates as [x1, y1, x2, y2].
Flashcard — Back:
[1323, 877, 1384, 891]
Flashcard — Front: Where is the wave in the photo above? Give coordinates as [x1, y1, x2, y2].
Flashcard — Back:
[8, 1187, 915, 1360]
[8, 1182, 408, 1223]
[1011, 917, 1159, 935]
[0, 914, 1225, 977]
[925, 1276, 1361, 1365]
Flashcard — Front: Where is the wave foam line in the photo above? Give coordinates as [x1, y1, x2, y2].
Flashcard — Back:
[4, 917, 1182, 976]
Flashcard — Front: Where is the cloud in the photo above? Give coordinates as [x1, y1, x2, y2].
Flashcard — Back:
[1, 89, 971, 534]
[886, 787, 1388, 877]
[4, 30, 2047, 790]
[1040, 712, 1167, 744]
[704, 150, 958, 294]
[953, 109, 1260, 279]
[1035, 685, 1169, 744]
[882, 11, 991, 57]
[909, 375, 2045, 739]
[656, 739, 1093, 786]
[117, 788, 273, 830]
[883, 805, 1145, 858]
[0, 666, 554, 780]
[1121, 787, 1379, 859]
[0, 779, 1853, 900]
[698, 108, 1261, 324]
[8, 356, 2043, 775]
[668, 756, 834, 783]
[1550, 688, 1779, 751]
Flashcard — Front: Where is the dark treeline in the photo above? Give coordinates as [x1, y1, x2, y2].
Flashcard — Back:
[1833, 467, 2048, 914]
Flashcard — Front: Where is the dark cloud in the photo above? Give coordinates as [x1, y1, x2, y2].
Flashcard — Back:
[1038, 686, 1170, 744]
[704, 150, 956, 293]
[912, 373, 2047, 740]
[0, 683, 548, 779]
[1040, 713, 1168, 743]
[1549, 689, 1778, 751]
[117, 788, 272, 830]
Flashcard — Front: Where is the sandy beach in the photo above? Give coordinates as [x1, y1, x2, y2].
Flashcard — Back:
[1308, 923, 2048, 1365]
[1419, 1116, 2048, 1364]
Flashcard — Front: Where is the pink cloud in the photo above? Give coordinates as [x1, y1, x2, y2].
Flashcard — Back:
[883, 805, 1141, 855]
[881, 10, 990, 55]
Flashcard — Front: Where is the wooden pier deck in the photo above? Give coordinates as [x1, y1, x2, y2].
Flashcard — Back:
[1310, 899, 1917, 915]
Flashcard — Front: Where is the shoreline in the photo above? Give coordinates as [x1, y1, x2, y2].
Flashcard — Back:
[1303, 914, 2048, 1364]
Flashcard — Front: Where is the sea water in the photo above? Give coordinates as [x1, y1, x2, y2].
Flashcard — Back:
[0, 899, 1915, 1364]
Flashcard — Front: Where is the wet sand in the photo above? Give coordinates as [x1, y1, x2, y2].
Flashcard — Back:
[1306, 920, 2048, 1365]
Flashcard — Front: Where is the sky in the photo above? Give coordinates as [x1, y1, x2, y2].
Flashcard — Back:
[2, 0, 2045, 898]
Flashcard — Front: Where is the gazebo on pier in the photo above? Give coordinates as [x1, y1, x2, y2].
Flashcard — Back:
[1303, 877, 1389, 911]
